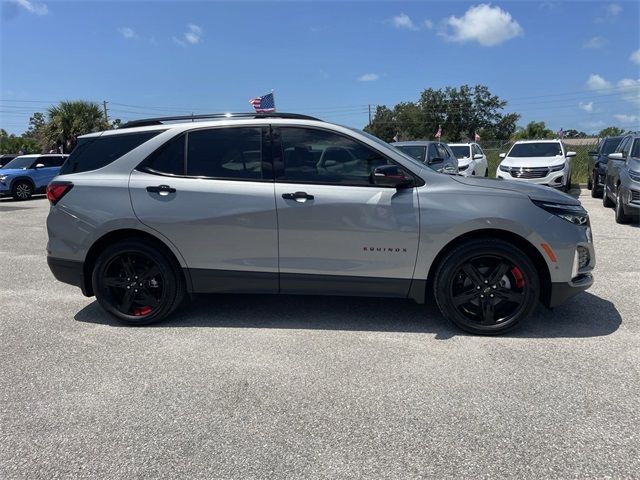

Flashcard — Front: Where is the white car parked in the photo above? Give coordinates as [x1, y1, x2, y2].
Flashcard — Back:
[497, 140, 575, 192]
[448, 143, 488, 177]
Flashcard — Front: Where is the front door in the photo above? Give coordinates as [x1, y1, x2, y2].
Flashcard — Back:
[129, 126, 279, 293]
[272, 126, 420, 297]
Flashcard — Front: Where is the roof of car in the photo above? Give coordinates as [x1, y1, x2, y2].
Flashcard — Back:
[391, 141, 439, 146]
[512, 139, 562, 144]
[448, 143, 476, 147]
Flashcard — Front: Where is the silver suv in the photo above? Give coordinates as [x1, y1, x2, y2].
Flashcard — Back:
[46, 113, 595, 334]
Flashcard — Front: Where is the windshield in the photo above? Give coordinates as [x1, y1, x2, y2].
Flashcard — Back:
[395, 145, 427, 163]
[601, 138, 622, 155]
[346, 128, 427, 168]
[508, 142, 562, 157]
[450, 145, 471, 159]
[1, 156, 36, 169]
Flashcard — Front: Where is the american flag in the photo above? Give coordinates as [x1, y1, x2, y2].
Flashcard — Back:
[557, 128, 564, 139]
[474, 132, 481, 142]
[393, 132, 399, 142]
[249, 92, 276, 113]
[435, 125, 442, 140]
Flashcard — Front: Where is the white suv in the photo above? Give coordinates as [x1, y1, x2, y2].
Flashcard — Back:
[448, 143, 488, 177]
[497, 140, 575, 192]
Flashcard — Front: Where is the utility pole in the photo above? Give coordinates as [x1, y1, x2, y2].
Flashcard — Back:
[102, 100, 109, 123]
[368, 104, 372, 125]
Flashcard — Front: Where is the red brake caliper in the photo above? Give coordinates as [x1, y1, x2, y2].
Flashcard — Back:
[511, 267, 525, 289]
[134, 306, 152, 316]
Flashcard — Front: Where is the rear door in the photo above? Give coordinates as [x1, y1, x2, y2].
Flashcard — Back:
[272, 125, 420, 297]
[129, 126, 279, 293]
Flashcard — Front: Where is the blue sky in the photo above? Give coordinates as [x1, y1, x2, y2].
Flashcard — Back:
[1, 0, 639, 135]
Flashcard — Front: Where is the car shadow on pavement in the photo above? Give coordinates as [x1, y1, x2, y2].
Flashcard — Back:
[74, 291, 621, 339]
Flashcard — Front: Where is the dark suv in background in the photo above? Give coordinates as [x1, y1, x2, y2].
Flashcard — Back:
[603, 133, 640, 224]
[391, 141, 459, 175]
[588, 136, 623, 198]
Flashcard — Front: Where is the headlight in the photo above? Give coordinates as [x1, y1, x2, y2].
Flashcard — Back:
[0, 175, 7, 182]
[499, 164, 510, 172]
[549, 163, 566, 172]
[629, 170, 640, 182]
[532, 200, 589, 225]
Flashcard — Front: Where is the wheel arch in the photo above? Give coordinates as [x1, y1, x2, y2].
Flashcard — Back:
[10, 176, 36, 190]
[424, 228, 552, 307]
[82, 228, 192, 297]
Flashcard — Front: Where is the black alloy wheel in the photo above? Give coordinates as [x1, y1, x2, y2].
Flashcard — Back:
[92, 239, 185, 325]
[434, 239, 539, 334]
[12, 181, 33, 200]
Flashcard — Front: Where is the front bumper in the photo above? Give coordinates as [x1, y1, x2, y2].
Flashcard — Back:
[548, 274, 594, 307]
[497, 168, 567, 188]
[47, 256, 90, 296]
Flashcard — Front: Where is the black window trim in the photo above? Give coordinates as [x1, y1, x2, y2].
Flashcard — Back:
[272, 124, 424, 188]
[137, 125, 274, 183]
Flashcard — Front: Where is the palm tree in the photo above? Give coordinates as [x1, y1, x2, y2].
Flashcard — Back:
[44, 101, 108, 153]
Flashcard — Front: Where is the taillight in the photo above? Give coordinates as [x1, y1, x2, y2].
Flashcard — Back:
[46, 181, 73, 205]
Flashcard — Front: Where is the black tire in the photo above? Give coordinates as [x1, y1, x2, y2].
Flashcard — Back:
[590, 175, 602, 198]
[615, 188, 630, 224]
[433, 238, 540, 335]
[563, 173, 572, 193]
[92, 239, 185, 325]
[484, 168, 489, 177]
[603, 183, 615, 208]
[12, 180, 33, 201]
[587, 174, 593, 190]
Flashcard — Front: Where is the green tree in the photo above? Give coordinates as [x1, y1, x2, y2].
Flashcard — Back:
[43, 101, 108, 153]
[0, 129, 40, 154]
[512, 121, 555, 140]
[597, 126, 625, 137]
[365, 85, 519, 142]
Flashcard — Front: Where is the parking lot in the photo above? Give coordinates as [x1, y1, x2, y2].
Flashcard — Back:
[0, 191, 638, 479]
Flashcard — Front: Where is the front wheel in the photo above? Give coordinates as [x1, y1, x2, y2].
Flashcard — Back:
[12, 180, 33, 200]
[92, 239, 185, 325]
[603, 182, 615, 207]
[615, 188, 630, 224]
[433, 239, 540, 335]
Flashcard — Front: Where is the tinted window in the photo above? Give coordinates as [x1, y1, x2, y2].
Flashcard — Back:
[2, 156, 36, 169]
[186, 127, 262, 179]
[508, 142, 562, 157]
[60, 131, 163, 175]
[427, 143, 439, 161]
[436, 143, 450, 159]
[40, 156, 66, 167]
[143, 134, 185, 176]
[621, 137, 633, 156]
[615, 137, 629, 154]
[450, 145, 471, 159]
[631, 139, 640, 158]
[280, 127, 391, 185]
[395, 145, 426, 162]
[473, 144, 483, 156]
[601, 138, 622, 155]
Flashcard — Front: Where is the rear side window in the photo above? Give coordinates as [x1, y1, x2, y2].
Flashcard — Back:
[40, 155, 66, 167]
[60, 131, 163, 174]
[186, 127, 263, 179]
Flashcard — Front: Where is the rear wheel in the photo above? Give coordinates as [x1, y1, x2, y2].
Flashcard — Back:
[590, 172, 602, 198]
[12, 180, 33, 200]
[615, 188, 630, 224]
[433, 239, 540, 335]
[92, 239, 185, 325]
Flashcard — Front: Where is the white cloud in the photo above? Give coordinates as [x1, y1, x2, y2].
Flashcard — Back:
[391, 13, 417, 30]
[118, 27, 136, 39]
[587, 74, 640, 105]
[423, 19, 434, 29]
[579, 101, 594, 113]
[607, 3, 622, 16]
[630, 49, 640, 65]
[614, 114, 639, 124]
[174, 24, 203, 45]
[586, 74, 613, 92]
[583, 36, 608, 49]
[440, 4, 523, 47]
[358, 73, 379, 82]
[12, 0, 48, 15]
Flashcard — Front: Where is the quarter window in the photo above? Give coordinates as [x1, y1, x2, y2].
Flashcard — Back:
[186, 127, 263, 179]
[144, 134, 185, 176]
[40, 156, 66, 167]
[279, 127, 391, 185]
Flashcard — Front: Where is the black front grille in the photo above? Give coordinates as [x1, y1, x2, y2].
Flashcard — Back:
[631, 190, 640, 203]
[509, 167, 549, 179]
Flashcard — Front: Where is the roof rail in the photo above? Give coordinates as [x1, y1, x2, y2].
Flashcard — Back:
[119, 112, 321, 129]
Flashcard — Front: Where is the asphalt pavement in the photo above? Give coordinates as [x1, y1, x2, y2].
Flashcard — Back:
[1, 190, 638, 479]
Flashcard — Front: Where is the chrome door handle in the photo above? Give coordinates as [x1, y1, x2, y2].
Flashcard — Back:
[146, 185, 176, 195]
[282, 191, 314, 201]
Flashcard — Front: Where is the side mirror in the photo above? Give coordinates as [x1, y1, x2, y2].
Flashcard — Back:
[499, 153, 506, 159]
[608, 152, 624, 160]
[371, 165, 413, 188]
[566, 151, 576, 158]
[35, 163, 45, 168]
[473, 154, 483, 160]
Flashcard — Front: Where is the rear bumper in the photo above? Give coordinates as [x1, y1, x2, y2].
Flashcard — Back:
[548, 273, 593, 307]
[47, 256, 90, 296]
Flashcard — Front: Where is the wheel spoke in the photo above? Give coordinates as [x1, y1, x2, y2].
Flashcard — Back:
[462, 263, 484, 286]
[488, 262, 510, 285]
[138, 290, 160, 307]
[452, 289, 478, 306]
[103, 276, 127, 289]
[495, 289, 524, 303]
[140, 266, 160, 282]
[119, 289, 135, 313]
[120, 256, 135, 278]
[481, 299, 495, 324]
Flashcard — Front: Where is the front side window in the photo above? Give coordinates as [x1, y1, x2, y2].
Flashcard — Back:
[615, 137, 630, 154]
[436, 143, 451, 160]
[508, 142, 562, 157]
[395, 145, 426, 163]
[427, 143, 439, 161]
[450, 145, 471, 159]
[2, 156, 36, 169]
[280, 127, 391, 185]
[631, 139, 640, 158]
[187, 127, 263, 179]
[602, 138, 622, 155]
[40, 156, 65, 167]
